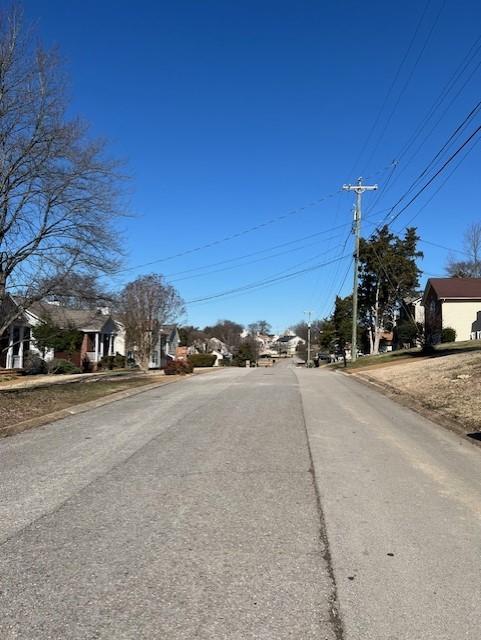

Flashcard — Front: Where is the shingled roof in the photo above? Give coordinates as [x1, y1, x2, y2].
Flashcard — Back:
[28, 301, 114, 332]
[423, 278, 481, 302]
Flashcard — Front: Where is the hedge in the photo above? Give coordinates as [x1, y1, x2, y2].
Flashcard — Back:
[187, 353, 216, 368]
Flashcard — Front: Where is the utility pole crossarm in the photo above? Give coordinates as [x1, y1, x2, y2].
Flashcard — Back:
[341, 177, 378, 364]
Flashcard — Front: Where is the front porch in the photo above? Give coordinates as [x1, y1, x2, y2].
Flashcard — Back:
[0, 324, 31, 369]
[83, 331, 117, 366]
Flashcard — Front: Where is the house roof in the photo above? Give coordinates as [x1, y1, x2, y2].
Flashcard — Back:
[423, 278, 481, 303]
[28, 301, 114, 332]
[160, 324, 177, 334]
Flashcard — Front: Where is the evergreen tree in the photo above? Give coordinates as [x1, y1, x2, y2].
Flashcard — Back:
[358, 226, 422, 354]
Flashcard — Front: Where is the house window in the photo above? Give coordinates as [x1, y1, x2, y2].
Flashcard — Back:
[151, 351, 158, 365]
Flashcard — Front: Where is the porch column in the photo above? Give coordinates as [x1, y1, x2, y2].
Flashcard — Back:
[94, 333, 99, 362]
[6, 325, 13, 369]
[18, 326, 24, 368]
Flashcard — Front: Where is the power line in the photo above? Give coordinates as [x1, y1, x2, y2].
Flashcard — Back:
[397, 32, 481, 164]
[163, 228, 346, 279]
[377, 123, 481, 230]
[111, 162, 396, 278]
[322, 257, 353, 320]
[383, 99, 481, 217]
[186, 254, 350, 305]
[347, 0, 432, 177]
[363, 0, 446, 171]
[399, 133, 481, 229]
[111, 191, 344, 276]
[169, 237, 347, 284]
[311, 226, 352, 314]
[368, 32, 481, 213]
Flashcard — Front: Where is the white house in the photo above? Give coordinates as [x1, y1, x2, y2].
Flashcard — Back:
[148, 325, 180, 369]
[273, 333, 305, 356]
[0, 296, 123, 370]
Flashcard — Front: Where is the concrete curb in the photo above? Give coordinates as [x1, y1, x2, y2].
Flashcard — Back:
[341, 369, 481, 449]
[0, 376, 184, 439]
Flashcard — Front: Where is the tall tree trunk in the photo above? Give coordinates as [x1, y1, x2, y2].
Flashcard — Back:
[371, 281, 381, 355]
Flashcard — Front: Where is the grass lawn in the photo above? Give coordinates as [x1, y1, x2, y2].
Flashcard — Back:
[335, 340, 481, 371]
[354, 349, 481, 433]
[0, 375, 177, 432]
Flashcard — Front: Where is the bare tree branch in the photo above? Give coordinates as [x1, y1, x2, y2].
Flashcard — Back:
[0, 6, 127, 335]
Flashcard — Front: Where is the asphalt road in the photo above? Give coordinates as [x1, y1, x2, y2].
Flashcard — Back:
[1, 363, 481, 639]
[299, 367, 481, 640]
[0, 366, 337, 640]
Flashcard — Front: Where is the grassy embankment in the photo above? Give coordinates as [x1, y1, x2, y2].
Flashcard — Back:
[343, 341, 481, 436]
[0, 372, 177, 432]
[336, 340, 481, 371]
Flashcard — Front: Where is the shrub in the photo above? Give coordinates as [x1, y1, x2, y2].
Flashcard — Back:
[22, 352, 48, 375]
[396, 320, 419, 347]
[441, 326, 457, 343]
[47, 358, 82, 375]
[164, 359, 193, 375]
[99, 355, 115, 370]
[187, 353, 216, 368]
[114, 353, 126, 368]
[98, 353, 127, 370]
[32, 320, 83, 356]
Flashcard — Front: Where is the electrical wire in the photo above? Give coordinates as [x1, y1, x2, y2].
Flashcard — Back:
[169, 236, 347, 284]
[383, 99, 481, 218]
[186, 254, 350, 305]
[347, 0, 432, 178]
[376, 123, 481, 230]
[364, 0, 446, 171]
[367, 32, 481, 214]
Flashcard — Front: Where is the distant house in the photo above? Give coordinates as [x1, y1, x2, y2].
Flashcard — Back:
[394, 293, 425, 348]
[253, 332, 279, 356]
[0, 297, 123, 370]
[273, 333, 305, 356]
[148, 325, 180, 369]
[422, 278, 481, 344]
[399, 293, 425, 326]
[188, 336, 233, 362]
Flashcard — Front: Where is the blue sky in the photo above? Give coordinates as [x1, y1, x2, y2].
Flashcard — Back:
[23, 0, 481, 332]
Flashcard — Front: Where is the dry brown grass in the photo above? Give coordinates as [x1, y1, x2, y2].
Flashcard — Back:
[358, 351, 481, 432]
[0, 376, 176, 430]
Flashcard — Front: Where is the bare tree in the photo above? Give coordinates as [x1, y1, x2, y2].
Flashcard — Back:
[446, 222, 481, 278]
[247, 320, 271, 335]
[0, 7, 126, 336]
[203, 319, 243, 351]
[119, 274, 184, 370]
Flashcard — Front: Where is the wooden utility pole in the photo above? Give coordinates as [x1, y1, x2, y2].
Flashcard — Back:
[342, 178, 378, 362]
